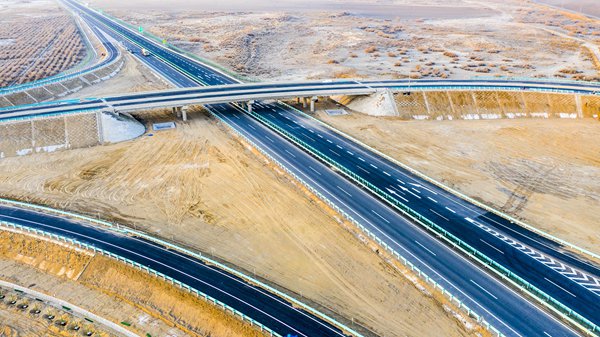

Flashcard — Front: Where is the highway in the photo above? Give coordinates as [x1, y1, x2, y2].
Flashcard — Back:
[1, 79, 599, 120]
[2, 0, 598, 336]
[0, 204, 349, 337]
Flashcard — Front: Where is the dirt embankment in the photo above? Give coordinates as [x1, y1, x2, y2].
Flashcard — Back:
[0, 108, 477, 337]
[0, 230, 267, 337]
[316, 111, 600, 254]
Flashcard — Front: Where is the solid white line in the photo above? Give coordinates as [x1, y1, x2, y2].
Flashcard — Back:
[544, 278, 577, 298]
[213, 106, 576, 337]
[480, 239, 505, 255]
[429, 209, 449, 221]
[470, 280, 498, 300]
[371, 210, 390, 224]
[415, 240, 437, 256]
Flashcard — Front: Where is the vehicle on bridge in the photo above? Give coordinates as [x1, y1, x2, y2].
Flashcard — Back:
[141, 48, 150, 56]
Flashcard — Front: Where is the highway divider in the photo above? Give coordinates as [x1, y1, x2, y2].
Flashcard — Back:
[206, 109, 504, 336]
[0, 195, 364, 337]
[245, 107, 599, 336]
[280, 101, 600, 262]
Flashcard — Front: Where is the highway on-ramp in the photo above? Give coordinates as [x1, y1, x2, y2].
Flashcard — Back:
[0, 203, 350, 337]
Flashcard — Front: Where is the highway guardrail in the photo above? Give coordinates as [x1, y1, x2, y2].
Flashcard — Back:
[246, 105, 598, 336]
[0, 220, 281, 337]
[0, 195, 364, 337]
[281, 102, 600, 263]
[207, 108, 504, 336]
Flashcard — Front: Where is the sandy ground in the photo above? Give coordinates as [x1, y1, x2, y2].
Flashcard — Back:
[316, 109, 600, 254]
[0, 108, 477, 337]
[0, 230, 265, 337]
[85, 0, 600, 82]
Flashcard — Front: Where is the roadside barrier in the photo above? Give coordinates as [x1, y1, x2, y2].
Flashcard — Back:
[0, 220, 280, 337]
[281, 101, 600, 263]
[0, 194, 364, 337]
[246, 106, 598, 335]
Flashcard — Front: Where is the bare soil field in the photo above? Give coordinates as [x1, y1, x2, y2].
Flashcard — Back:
[0, 230, 265, 337]
[87, 0, 599, 82]
[0, 108, 478, 337]
[316, 111, 600, 254]
[0, 0, 86, 87]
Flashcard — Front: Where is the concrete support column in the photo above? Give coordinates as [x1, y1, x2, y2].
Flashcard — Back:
[310, 96, 318, 112]
[181, 106, 189, 122]
[302, 97, 308, 109]
[575, 94, 583, 118]
[248, 100, 255, 114]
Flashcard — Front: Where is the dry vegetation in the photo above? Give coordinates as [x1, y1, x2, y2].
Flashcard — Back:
[93, 0, 599, 82]
[316, 111, 600, 254]
[0, 108, 477, 337]
[0, 230, 265, 337]
[0, 1, 86, 87]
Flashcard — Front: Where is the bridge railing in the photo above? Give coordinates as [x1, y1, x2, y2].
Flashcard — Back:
[246, 105, 598, 336]
[470, 75, 600, 87]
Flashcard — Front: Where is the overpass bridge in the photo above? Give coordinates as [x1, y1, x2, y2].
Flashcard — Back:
[0, 78, 599, 122]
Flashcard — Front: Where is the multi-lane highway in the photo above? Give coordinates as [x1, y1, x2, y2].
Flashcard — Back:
[2, 0, 599, 336]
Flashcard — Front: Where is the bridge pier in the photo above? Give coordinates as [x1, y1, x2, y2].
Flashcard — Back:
[247, 100, 255, 114]
[173, 106, 181, 118]
[302, 97, 308, 108]
[181, 106, 188, 121]
[310, 96, 318, 112]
